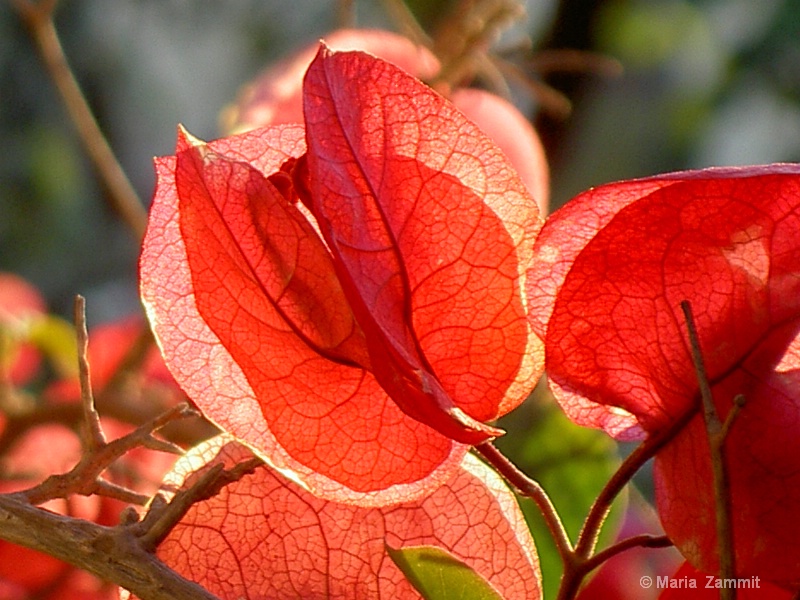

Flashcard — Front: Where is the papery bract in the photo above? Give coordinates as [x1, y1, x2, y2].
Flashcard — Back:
[528, 165, 800, 588]
[528, 165, 800, 438]
[224, 29, 549, 211]
[140, 48, 543, 504]
[301, 47, 542, 441]
[126, 435, 541, 600]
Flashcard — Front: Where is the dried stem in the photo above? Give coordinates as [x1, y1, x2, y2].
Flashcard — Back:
[527, 49, 624, 77]
[336, 0, 355, 28]
[135, 456, 262, 552]
[380, 0, 432, 48]
[0, 297, 228, 598]
[493, 56, 573, 118]
[74, 295, 106, 450]
[681, 300, 738, 600]
[22, 402, 194, 506]
[0, 492, 220, 600]
[11, 0, 147, 239]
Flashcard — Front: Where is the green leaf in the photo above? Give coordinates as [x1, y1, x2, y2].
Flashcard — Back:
[387, 545, 504, 600]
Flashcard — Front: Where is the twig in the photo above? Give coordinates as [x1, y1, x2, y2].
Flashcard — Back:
[493, 56, 573, 118]
[681, 300, 738, 600]
[12, 0, 148, 240]
[0, 448, 262, 597]
[23, 402, 195, 506]
[135, 456, 263, 552]
[380, 0, 432, 49]
[93, 479, 150, 506]
[136, 464, 224, 552]
[336, 0, 355, 28]
[581, 534, 672, 574]
[474, 442, 574, 562]
[574, 403, 698, 560]
[74, 295, 106, 451]
[549, 404, 697, 600]
[527, 49, 623, 77]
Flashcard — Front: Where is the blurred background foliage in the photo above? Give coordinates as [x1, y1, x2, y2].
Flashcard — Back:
[3, 0, 799, 321]
[3, 1, 799, 595]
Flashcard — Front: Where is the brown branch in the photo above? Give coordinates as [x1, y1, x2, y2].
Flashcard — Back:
[93, 478, 150, 506]
[1, 443, 261, 596]
[528, 49, 624, 77]
[336, 0, 355, 28]
[681, 300, 738, 600]
[0, 490, 220, 600]
[12, 0, 148, 240]
[493, 56, 573, 119]
[549, 403, 698, 600]
[574, 403, 698, 560]
[379, 0, 432, 49]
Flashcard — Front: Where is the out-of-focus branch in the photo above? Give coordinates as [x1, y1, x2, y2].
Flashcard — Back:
[12, 0, 148, 240]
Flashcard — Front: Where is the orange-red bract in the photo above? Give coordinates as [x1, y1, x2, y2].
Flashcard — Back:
[528, 165, 800, 589]
[224, 28, 549, 212]
[140, 48, 543, 505]
[125, 435, 541, 600]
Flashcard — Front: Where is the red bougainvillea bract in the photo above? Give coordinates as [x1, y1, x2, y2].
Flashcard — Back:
[140, 46, 543, 506]
[528, 166, 800, 589]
